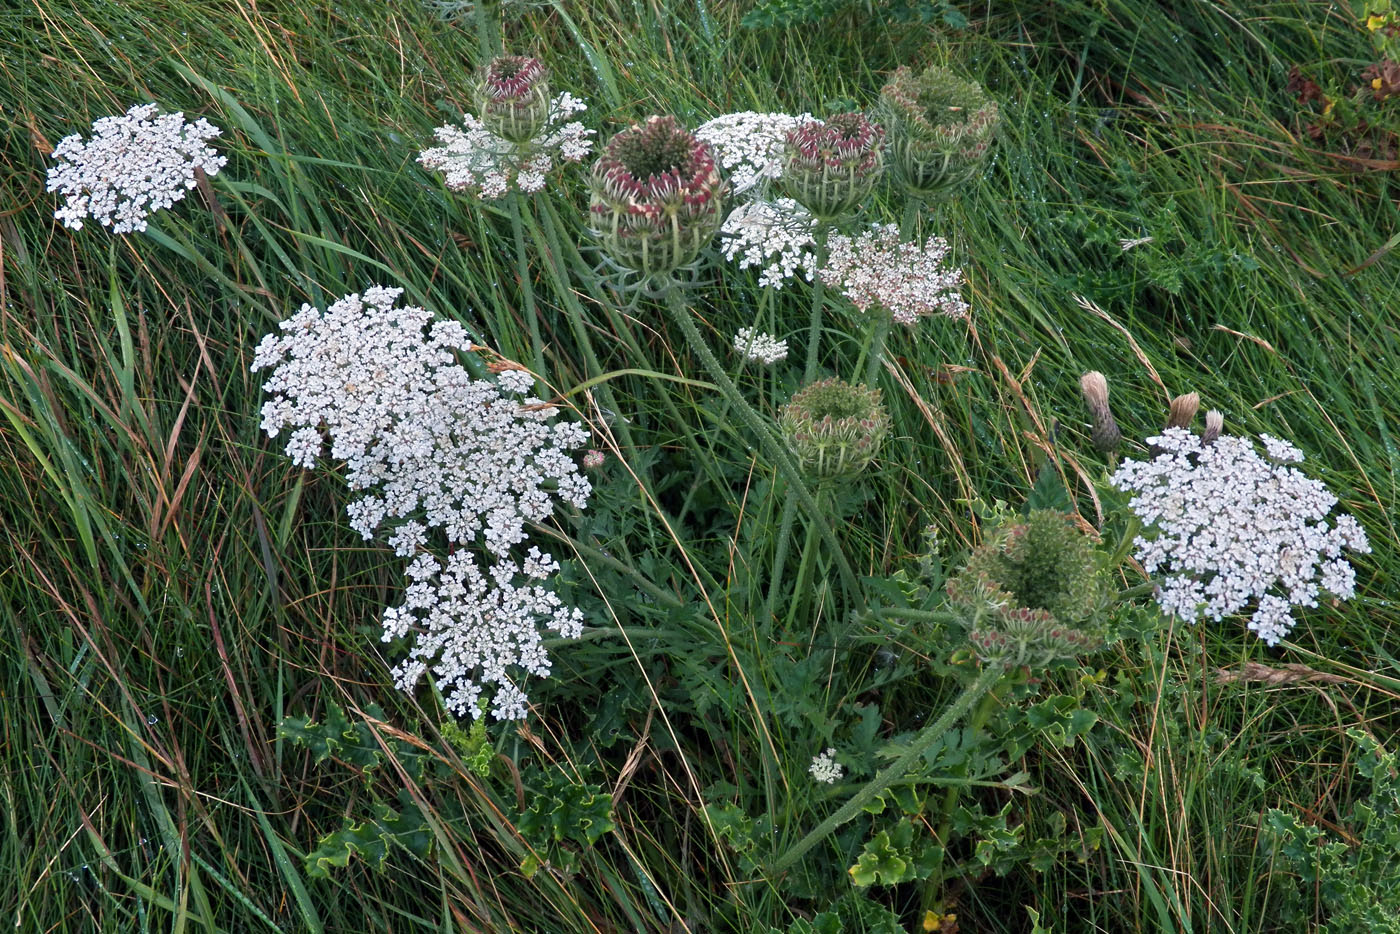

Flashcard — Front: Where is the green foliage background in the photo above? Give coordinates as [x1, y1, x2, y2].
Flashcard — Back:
[2, 0, 1399, 931]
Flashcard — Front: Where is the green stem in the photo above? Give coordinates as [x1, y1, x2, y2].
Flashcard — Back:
[784, 508, 823, 627]
[770, 665, 1004, 875]
[863, 313, 891, 386]
[510, 192, 547, 376]
[802, 223, 830, 382]
[662, 286, 863, 606]
[923, 684, 1003, 912]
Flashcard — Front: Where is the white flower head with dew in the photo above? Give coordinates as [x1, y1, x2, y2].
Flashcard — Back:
[695, 111, 815, 197]
[1111, 427, 1370, 646]
[819, 223, 969, 325]
[719, 197, 818, 289]
[419, 92, 594, 199]
[252, 287, 593, 719]
[733, 328, 789, 365]
[46, 103, 227, 234]
[809, 748, 843, 784]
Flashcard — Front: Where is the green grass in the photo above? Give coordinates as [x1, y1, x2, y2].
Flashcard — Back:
[3, 0, 1399, 931]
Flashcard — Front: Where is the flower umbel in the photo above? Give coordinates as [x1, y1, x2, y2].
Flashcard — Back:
[695, 111, 815, 196]
[779, 377, 890, 479]
[780, 112, 885, 221]
[46, 102, 227, 233]
[476, 55, 552, 143]
[809, 748, 844, 784]
[880, 65, 999, 199]
[1111, 428, 1370, 646]
[588, 115, 727, 277]
[419, 91, 593, 199]
[252, 287, 593, 719]
[820, 224, 969, 325]
[733, 328, 789, 364]
[719, 197, 818, 289]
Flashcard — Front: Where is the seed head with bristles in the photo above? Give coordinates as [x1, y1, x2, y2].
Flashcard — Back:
[779, 113, 885, 221]
[1079, 371, 1121, 455]
[879, 65, 999, 200]
[588, 116, 727, 277]
[779, 377, 891, 479]
[476, 56, 552, 143]
[1166, 392, 1200, 430]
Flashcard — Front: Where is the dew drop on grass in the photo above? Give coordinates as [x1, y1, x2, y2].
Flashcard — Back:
[146, 714, 158, 725]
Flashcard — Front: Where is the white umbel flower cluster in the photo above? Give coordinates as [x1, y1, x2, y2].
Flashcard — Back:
[733, 327, 789, 364]
[418, 92, 594, 199]
[819, 224, 969, 325]
[695, 111, 814, 196]
[1111, 427, 1370, 646]
[719, 198, 818, 289]
[252, 286, 592, 719]
[808, 748, 843, 784]
[46, 103, 227, 233]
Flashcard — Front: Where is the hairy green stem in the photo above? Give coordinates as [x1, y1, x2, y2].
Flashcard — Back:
[802, 222, 830, 382]
[662, 287, 863, 605]
[923, 683, 1003, 913]
[770, 665, 1004, 875]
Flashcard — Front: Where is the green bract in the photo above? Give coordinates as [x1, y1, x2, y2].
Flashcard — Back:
[880, 65, 999, 199]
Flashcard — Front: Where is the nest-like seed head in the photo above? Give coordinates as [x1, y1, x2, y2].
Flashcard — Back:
[476, 56, 551, 143]
[779, 113, 885, 221]
[946, 510, 1110, 668]
[588, 116, 727, 276]
[879, 65, 999, 199]
[778, 377, 891, 479]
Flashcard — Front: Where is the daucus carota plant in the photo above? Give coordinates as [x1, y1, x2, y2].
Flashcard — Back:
[946, 509, 1111, 669]
[719, 197, 818, 289]
[1111, 427, 1370, 646]
[419, 57, 593, 200]
[779, 112, 885, 221]
[588, 115, 727, 278]
[694, 110, 815, 196]
[251, 286, 592, 719]
[46, 102, 227, 233]
[820, 223, 969, 325]
[779, 377, 891, 479]
[879, 65, 999, 199]
[732, 328, 789, 364]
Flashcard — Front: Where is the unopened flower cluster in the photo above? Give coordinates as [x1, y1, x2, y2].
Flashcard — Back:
[47, 103, 227, 233]
[946, 509, 1109, 669]
[733, 327, 788, 364]
[720, 197, 818, 289]
[419, 92, 593, 199]
[695, 111, 814, 196]
[820, 224, 969, 325]
[809, 748, 844, 784]
[252, 286, 592, 718]
[1111, 428, 1370, 646]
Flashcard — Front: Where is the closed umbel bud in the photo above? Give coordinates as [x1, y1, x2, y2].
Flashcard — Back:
[1079, 371, 1121, 455]
[879, 65, 999, 200]
[779, 113, 885, 221]
[779, 377, 891, 479]
[476, 56, 551, 144]
[589, 116, 726, 276]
